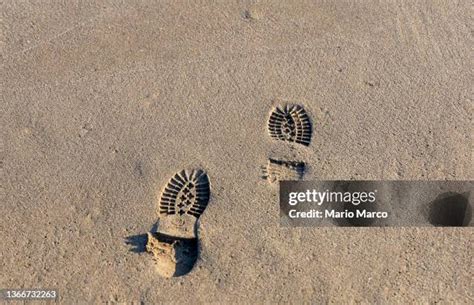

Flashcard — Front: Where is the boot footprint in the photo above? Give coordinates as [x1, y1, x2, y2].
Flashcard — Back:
[146, 169, 210, 277]
[264, 104, 312, 183]
[268, 104, 312, 146]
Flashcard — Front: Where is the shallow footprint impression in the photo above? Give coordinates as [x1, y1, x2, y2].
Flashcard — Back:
[146, 169, 210, 277]
[262, 158, 305, 183]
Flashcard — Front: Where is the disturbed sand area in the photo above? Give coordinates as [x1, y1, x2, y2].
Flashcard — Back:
[1, 0, 473, 303]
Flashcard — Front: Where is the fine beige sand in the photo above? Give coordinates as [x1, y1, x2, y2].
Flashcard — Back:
[1, 1, 473, 303]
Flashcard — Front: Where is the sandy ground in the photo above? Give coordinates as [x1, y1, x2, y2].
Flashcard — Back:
[1, 0, 473, 303]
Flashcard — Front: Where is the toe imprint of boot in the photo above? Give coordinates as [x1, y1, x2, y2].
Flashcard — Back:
[268, 104, 312, 146]
[159, 170, 210, 218]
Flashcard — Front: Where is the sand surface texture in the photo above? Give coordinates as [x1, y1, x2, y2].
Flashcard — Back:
[2, 1, 473, 303]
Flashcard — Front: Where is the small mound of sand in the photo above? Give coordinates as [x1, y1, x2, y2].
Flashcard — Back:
[146, 232, 198, 278]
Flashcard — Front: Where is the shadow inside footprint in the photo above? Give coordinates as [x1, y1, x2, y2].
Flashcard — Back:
[146, 232, 198, 277]
[428, 192, 471, 226]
